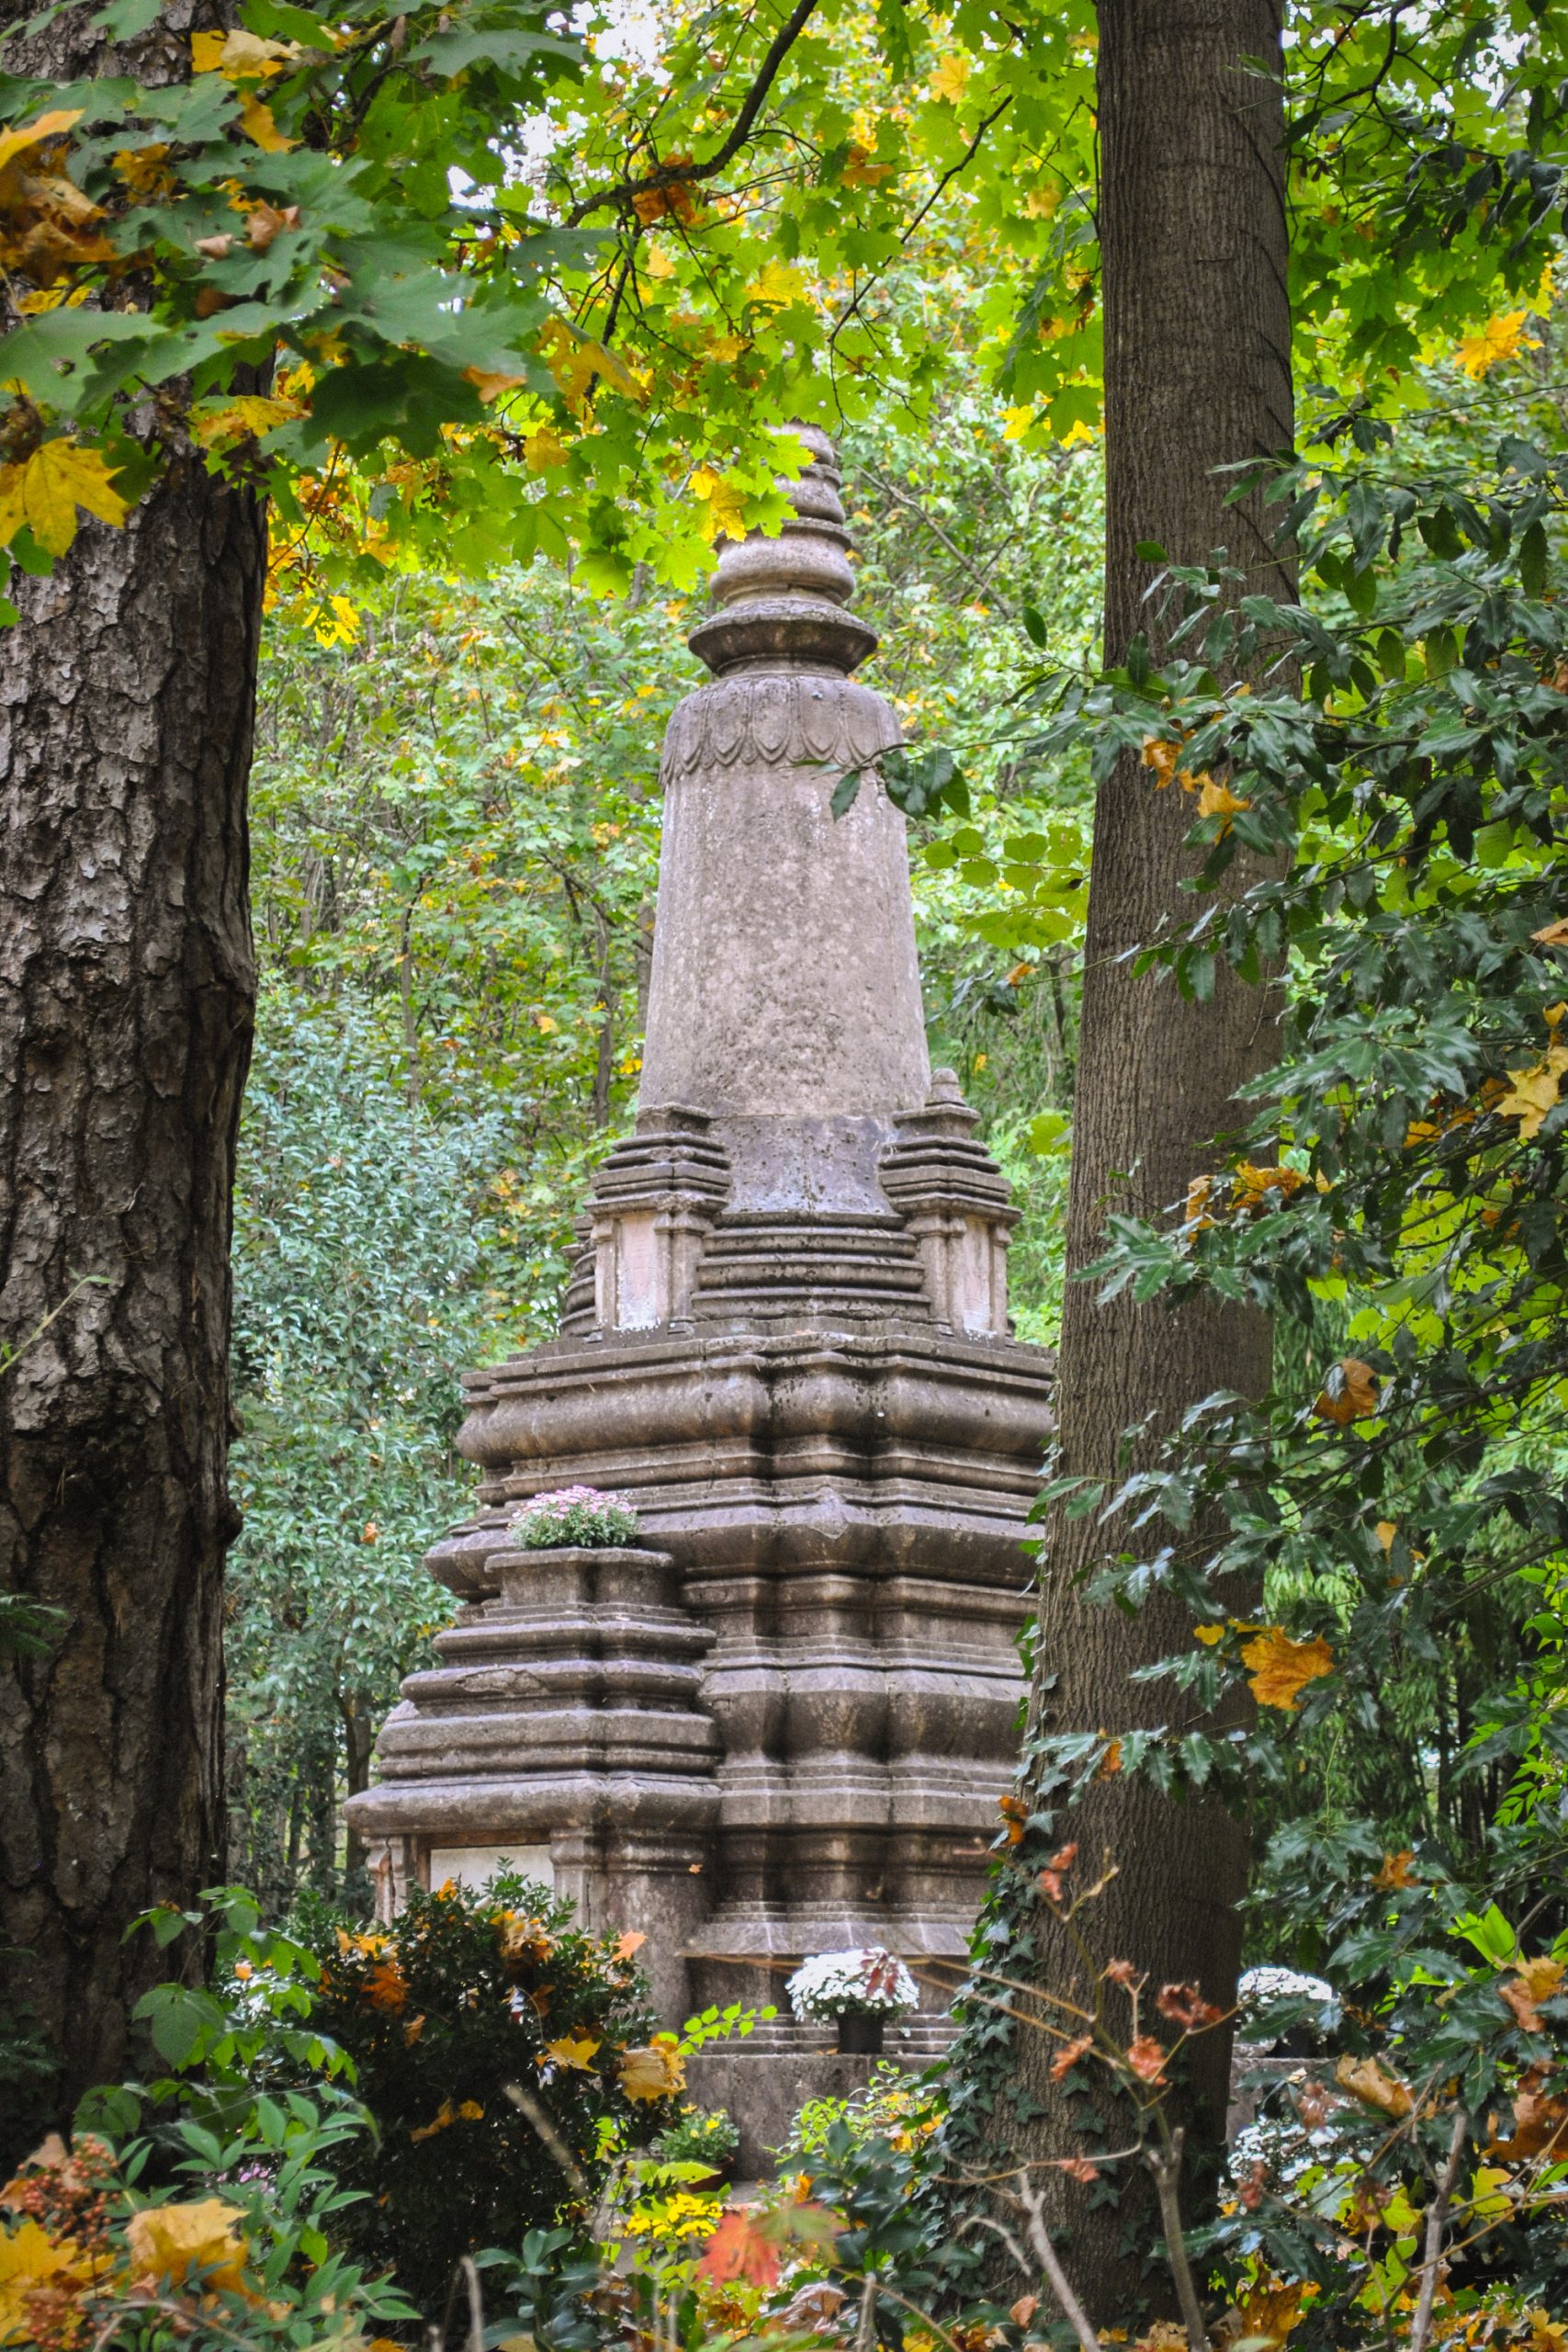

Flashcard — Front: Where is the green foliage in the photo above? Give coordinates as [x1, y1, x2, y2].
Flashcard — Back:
[299, 1872, 682, 2312]
[651, 2104, 739, 2167]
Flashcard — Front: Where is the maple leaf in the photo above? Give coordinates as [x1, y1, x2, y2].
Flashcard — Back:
[125, 2199, 251, 2295]
[696, 2208, 780, 2289]
[1374, 1849, 1416, 1890]
[191, 28, 299, 78]
[193, 395, 303, 450]
[1236, 2283, 1305, 2348]
[543, 2032, 600, 2072]
[1050, 2033, 1092, 2081]
[463, 368, 527, 404]
[744, 259, 807, 311]
[1334, 2052, 1413, 2118]
[929, 52, 971, 102]
[1125, 2034, 1168, 2086]
[1011, 2298, 1040, 2328]
[1314, 1356, 1379, 1425]
[0, 440, 129, 558]
[841, 144, 894, 187]
[0, 2217, 88, 2341]
[365, 1955, 407, 2011]
[617, 2033, 685, 2102]
[1498, 1043, 1568, 1139]
[1240, 1627, 1335, 1712]
[1456, 310, 1535, 379]
[1501, 1956, 1565, 2033]
[239, 95, 296, 153]
[614, 1930, 647, 1960]
[0, 109, 83, 179]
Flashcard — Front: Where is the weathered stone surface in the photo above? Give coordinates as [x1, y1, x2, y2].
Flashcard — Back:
[347, 428, 1054, 2169]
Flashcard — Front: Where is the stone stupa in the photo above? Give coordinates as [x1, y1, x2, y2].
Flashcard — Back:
[347, 429, 1055, 2159]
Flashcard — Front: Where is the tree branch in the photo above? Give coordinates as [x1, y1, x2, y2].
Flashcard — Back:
[565, 0, 823, 227]
[1410, 2107, 1469, 2352]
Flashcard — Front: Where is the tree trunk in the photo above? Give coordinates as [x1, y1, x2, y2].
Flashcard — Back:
[963, 0, 1292, 2316]
[0, 5, 264, 2131]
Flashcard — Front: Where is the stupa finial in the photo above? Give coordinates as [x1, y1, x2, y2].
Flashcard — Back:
[687, 425, 876, 679]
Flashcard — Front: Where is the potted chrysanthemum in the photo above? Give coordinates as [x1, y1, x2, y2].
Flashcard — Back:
[786, 1946, 918, 2053]
[509, 1485, 638, 1549]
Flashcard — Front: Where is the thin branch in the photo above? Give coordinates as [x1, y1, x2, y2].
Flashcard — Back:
[565, 0, 823, 226]
[1410, 2106, 1469, 2352]
[1014, 2169, 1101, 2352]
[1145, 2132, 1211, 2352]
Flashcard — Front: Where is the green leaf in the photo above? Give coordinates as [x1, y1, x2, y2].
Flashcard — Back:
[1519, 516, 1549, 596]
[829, 768, 863, 820]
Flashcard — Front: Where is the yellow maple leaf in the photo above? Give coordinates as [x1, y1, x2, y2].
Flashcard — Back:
[1193, 1623, 1226, 1645]
[1023, 183, 1061, 219]
[539, 322, 643, 412]
[125, 2199, 250, 2295]
[690, 465, 748, 545]
[1498, 1043, 1568, 1139]
[1236, 2284, 1305, 2350]
[192, 28, 297, 77]
[0, 2218, 88, 2342]
[1456, 311, 1536, 379]
[1002, 405, 1039, 441]
[744, 259, 807, 311]
[543, 2032, 601, 2072]
[929, 52, 971, 103]
[618, 2032, 685, 2103]
[1335, 2052, 1413, 2118]
[238, 93, 295, 152]
[522, 426, 569, 473]
[0, 108, 82, 180]
[463, 366, 527, 403]
[191, 394, 301, 447]
[1196, 775, 1251, 827]
[643, 243, 676, 280]
[0, 439, 130, 558]
[1240, 1626, 1335, 1712]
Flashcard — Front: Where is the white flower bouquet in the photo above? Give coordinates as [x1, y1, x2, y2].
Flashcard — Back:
[510, 1485, 638, 1551]
[786, 1945, 918, 2023]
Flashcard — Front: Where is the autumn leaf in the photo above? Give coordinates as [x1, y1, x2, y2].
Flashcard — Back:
[238, 94, 296, 153]
[125, 2199, 251, 2295]
[928, 52, 971, 103]
[523, 427, 569, 473]
[0, 2218, 89, 2341]
[463, 367, 527, 404]
[0, 440, 130, 558]
[1194, 1622, 1226, 1645]
[192, 395, 303, 448]
[542, 2032, 600, 2072]
[743, 259, 807, 311]
[191, 28, 299, 77]
[1497, 1041, 1568, 1139]
[618, 2032, 685, 2102]
[696, 2208, 780, 2290]
[1196, 775, 1251, 828]
[1240, 1627, 1335, 1712]
[841, 143, 894, 187]
[365, 1956, 407, 2011]
[1125, 2034, 1168, 2086]
[1456, 310, 1535, 379]
[1011, 2298, 1040, 2328]
[1501, 1956, 1565, 2033]
[1533, 918, 1568, 946]
[1236, 2283, 1306, 2349]
[1374, 1849, 1416, 1890]
[1037, 1840, 1077, 1901]
[1050, 2032, 1092, 2081]
[613, 1929, 647, 1960]
[1335, 2052, 1413, 2118]
[1156, 1981, 1224, 2031]
[1054, 2154, 1100, 2182]
[1314, 1356, 1379, 1425]
[997, 1791, 1028, 1845]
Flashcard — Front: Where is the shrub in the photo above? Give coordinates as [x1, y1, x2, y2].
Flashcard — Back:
[303, 1873, 682, 2311]
[512, 1487, 638, 1550]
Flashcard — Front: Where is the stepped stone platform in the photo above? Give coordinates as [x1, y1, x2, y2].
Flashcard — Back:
[347, 428, 1054, 2168]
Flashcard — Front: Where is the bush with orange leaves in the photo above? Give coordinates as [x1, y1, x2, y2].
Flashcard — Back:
[300, 1870, 680, 2311]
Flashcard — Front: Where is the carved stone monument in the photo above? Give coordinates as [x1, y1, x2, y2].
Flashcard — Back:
[347, 431, 1055, 2162]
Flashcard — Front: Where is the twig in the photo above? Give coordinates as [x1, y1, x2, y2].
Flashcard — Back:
[1145, 2132, 1210, 2352]
[503, 2079, 589, 2197]
[1014, 2168, 1100, 2352]
[566, 0, 822, 226]
[1410, 2106, 1469, 2352]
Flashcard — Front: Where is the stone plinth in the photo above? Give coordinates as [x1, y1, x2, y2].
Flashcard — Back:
[347, 428, 1054, 2170]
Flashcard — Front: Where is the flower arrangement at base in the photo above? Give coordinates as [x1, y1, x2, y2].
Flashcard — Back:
[652, 2104, 740, 2173]
[786, 1948, 918, 2053]
[511, 1484, 638, 1550]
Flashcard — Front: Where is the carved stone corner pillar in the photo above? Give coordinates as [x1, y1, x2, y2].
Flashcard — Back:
[878, 1067, 1021, 1338]
[560, 1104, 730, 1338]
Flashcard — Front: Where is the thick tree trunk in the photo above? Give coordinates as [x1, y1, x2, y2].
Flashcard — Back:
[963, 0, 1292, 2317]
[0, 0, 264, 2123]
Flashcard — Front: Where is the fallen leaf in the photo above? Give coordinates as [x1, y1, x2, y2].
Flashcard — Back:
[1240, 1627, 1335, 1712]
[1335, 2052, 1413, 2118]
[618, 2033, 685, 2103]
[542, 2032, 600, 2073]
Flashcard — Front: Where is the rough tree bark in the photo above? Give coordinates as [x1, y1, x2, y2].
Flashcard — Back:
[0, 0, 265, 2142]
[966, 0, 1294, 2314]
